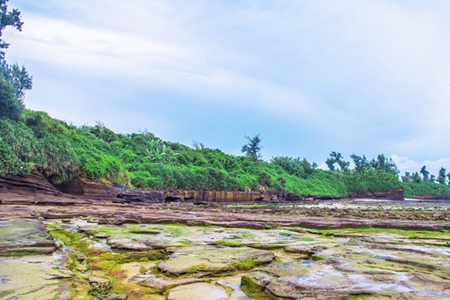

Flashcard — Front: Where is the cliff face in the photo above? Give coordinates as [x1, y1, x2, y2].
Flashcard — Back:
[0, 171, 117, 205]
[348, 188, 405, 200]
[0, 172, 405, 205]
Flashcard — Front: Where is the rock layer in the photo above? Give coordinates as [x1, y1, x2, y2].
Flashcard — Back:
[0, 172, 405, 207]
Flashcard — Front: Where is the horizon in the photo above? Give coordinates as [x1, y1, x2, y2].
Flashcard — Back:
[4, 0, 450, 177]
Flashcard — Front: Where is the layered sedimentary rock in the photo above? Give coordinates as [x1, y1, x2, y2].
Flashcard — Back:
[348, 188, 405, 200]
[1, 171, 405, 206]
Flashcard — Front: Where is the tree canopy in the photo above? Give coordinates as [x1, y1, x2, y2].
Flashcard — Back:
[0, 0, 23, 59]
[0, 0, 32, 120]
[241, 134, 262, 163]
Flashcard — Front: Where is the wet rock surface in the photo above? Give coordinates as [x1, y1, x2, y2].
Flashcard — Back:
[158, 246, 274, 275]
[166, 282, 228, 300]
[0, 218, 69, 299]
[0, 218, 55, 254]
[1, 199, 450, 299]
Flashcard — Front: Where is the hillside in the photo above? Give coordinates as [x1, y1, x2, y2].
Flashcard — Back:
[0, 109, 411, 199]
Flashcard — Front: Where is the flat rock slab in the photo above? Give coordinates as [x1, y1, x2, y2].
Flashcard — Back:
[266, 265, 411, 299]
[130, 274, 205, 292]
[217, 276, 252, 300]
[158, 246, 274, 275]
[0, 218, 55, 253]
[167, 282, 228, 300]
[0, 256, 64, 300]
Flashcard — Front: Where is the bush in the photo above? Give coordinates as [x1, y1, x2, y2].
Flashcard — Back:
[344, 169, 402, 193]
[40, 134, 79, 184]
[0, 136, 30, 176]
[0, 79, 23, 120]
[403, 181, 450, 197]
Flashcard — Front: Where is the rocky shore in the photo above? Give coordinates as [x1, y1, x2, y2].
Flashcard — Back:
[0, 171, 405, 207]
[2, 173, 450, 299]
[1, 206, 450, 299]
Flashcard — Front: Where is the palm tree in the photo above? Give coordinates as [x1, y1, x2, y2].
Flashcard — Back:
[420, 165, 429, 182]
[241, 134, 262, 163]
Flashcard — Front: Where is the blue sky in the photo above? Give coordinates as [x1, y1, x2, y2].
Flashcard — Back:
[4, 0, 450, 176]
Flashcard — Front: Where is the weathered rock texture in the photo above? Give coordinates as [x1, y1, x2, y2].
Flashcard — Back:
[0, 171, 119, 205]
[349, 188, 405, 200]
[1, 171, 405, 207]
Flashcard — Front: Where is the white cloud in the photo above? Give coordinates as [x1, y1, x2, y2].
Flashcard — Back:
[391, 154, 450, 176]
[5, 0, 450, 163]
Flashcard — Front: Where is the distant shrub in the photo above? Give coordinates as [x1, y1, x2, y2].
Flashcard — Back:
[403, 181, 450, 197]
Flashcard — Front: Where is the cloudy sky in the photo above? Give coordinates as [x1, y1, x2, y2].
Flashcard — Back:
[4, 0, 450, 175]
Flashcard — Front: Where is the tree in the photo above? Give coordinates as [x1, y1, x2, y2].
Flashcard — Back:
[325, 157, 335, 171]
[412, 172, 421, 183]
[0, 61, 32, 101]
[371, 154, 399, 176]
[192, 140, 205, 150]
[0, 0, 23, 59]
[429, 174, 436, 183]
[0, 1, 30, 119]
[326, 151, 349, 172]
[438, 167, 446, 185]
[401, 172, 411, 183]
[0, 77, 22, 119]
[241, 134, 262, 163]
[420, 165, 429, 182]
[271, 156, 316, 178]
[350, 154, 370, 173]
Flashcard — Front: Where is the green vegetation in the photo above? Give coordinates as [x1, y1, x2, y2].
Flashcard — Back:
[1, 109, 411, 196]
[232, 258, 257, 270]
[0, 0, 32, 121]
[241, 275, 278, 300]
[47, 223, 165, 299]
[187, 264, 207, 273]
[401, 164, 450, 197]
[344, 295, 373, 300]
[0, 289, 14, 297]
[403, 181, 450, 197]
[3, 108, 450, 198]
[317, 226, 450, 239]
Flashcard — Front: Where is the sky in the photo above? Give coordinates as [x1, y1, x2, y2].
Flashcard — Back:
[3, 0, 450, 176]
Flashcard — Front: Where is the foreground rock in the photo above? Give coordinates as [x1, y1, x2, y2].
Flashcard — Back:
[167, 282, 228, 300]
[0, 219, 69, 299]
[0, 218, 55, 254]
[0, 255, 68, 300]
[158, 246, 275, 276]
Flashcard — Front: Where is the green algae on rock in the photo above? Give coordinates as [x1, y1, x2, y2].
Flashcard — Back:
[158, 246, 275, 276]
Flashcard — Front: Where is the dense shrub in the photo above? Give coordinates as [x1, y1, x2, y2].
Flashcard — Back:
[403, 181, 450, 197]
[343, 169, 403, 193]
[0, 109, 415, 197]
[39, 134, 79, 184]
